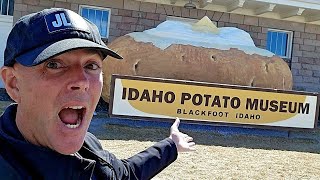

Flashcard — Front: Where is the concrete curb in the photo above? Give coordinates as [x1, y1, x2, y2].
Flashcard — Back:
[90, 116, 320, 142]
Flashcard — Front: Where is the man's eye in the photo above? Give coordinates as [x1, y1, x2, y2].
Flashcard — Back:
[46, 61, 62, 69]
[86, 63, 100, 70]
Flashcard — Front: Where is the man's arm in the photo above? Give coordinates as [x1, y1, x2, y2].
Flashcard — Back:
[0, 154, 22, 179]
[82, 118, 195, 180]
[82, 133, 177, 179]
[122, 137, 178, 179]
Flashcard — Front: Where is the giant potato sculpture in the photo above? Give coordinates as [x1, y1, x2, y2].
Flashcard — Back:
[102, 17, 292, 103]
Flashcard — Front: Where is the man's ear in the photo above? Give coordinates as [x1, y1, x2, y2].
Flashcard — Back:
[1, 66, 20, 103]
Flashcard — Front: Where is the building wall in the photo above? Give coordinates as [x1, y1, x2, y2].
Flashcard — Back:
[13, 0, 320, 93]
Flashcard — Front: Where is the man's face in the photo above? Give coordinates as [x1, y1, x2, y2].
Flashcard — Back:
[12, 49, 103, 155]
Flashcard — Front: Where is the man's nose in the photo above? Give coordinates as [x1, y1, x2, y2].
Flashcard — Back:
[67, 67, 89, 91]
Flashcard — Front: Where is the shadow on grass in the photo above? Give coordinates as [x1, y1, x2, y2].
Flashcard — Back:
[90, 122, 320, 154]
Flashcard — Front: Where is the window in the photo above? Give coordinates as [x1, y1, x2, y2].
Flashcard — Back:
[0, 0, 14, 16]
[79, 5, 111, 38]
[266, 29, 293, 59]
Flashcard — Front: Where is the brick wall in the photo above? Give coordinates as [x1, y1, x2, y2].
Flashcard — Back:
[13, 0, 320, 93]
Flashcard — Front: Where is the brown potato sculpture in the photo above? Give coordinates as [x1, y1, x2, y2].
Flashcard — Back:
[102, 35, 292, 103]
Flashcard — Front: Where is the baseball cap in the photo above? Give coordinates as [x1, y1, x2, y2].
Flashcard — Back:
[4, 8, 122, 67]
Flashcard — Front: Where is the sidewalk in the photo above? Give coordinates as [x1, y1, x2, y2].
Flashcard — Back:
[91, 114, 320, 143]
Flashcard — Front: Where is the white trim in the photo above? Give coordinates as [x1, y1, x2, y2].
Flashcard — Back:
[255, 0, 320, 10]
[78, 5, 111, 38]
[133, 0, 320, 24]
[267, 28, 293, 59]
[79, 4, 112, 12]
[0, 14, 13, 23]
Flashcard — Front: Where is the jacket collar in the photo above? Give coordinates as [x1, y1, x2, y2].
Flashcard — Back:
[0, 104, 96, 178]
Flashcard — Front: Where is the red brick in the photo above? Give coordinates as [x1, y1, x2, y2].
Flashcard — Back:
[23, 0, 39, 6]
[172, 6, 182, 17]
[139, 2, 156, 13]
[212, 12, 223, 21]
[109, 29, 121, 36]
[197, 9, 206, 19]
[108, 36, 117, 43]
[301, 32, 317, 40]
[136, 25, 145, 31]
[238, 24, 250, 31]
[155, 20, 161, 27]
[305, 24, 320, 34]
[110, 15, 122, 23]
[146, 13, 159, 20]
[156, 4, 166, 14]
[14, 4, 28, 11]
[39, 0, 54, 7]
[111, 8, 118, 15]
[122, 17, 139, 24]
[249, 32, 258, 39]
[159, 14, 167, 21]
[54, 1, 71, 9]
[163, 5, 173, 16]
[219, 13, 230, 22]
[244, 16, 258, 26]
[217, 21, 225, 27]
[139, 19, 155, 26]
[189, 9, 197, 19]
[294, 31, 301, 38]
[130, 25, 137, 31]
[250, 26, 262, 33]
[118, 9, 132, 17]
[300, 45, 316, 52]
[109, 22, 117, 29]
[132, 11, 146, 18]
[181, 8, 189, 18]
[121, 30, 132, 36]
[205, 10, 214, 20]
[259, 17, 304, 32]
[229, 14, 244, 24]
[118, 23, 131, 31]
[27, 5, 45, 13]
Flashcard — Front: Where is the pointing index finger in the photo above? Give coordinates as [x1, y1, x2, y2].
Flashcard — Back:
[173, 117, 180, 128]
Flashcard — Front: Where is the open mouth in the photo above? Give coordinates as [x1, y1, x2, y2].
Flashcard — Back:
[58, 106, 86, 129]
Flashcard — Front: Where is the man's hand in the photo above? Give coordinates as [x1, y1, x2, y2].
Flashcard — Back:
[169, 117, 196, 152]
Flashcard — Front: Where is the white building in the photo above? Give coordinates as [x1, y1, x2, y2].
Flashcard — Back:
[0, 0, 13, 87]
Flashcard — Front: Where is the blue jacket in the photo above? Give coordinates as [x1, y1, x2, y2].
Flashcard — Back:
[0, 104, 178, 179]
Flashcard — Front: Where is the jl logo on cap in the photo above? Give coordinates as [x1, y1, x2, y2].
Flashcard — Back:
[52, 13, 71, 28]
[44, 11, 76, 33]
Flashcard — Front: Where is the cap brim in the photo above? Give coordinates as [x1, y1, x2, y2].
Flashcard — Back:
[16, 38, 123, 67]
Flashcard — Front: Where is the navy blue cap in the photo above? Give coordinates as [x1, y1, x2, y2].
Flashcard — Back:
[4, 8, 122, 67]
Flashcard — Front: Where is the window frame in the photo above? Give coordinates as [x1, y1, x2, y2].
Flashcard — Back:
[266, 28, 293, 59]
[0, 0, 14, 16]
[79, 5, 111, 38]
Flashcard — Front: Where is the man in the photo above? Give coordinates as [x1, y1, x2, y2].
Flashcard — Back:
[0, 8, 195, 179]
